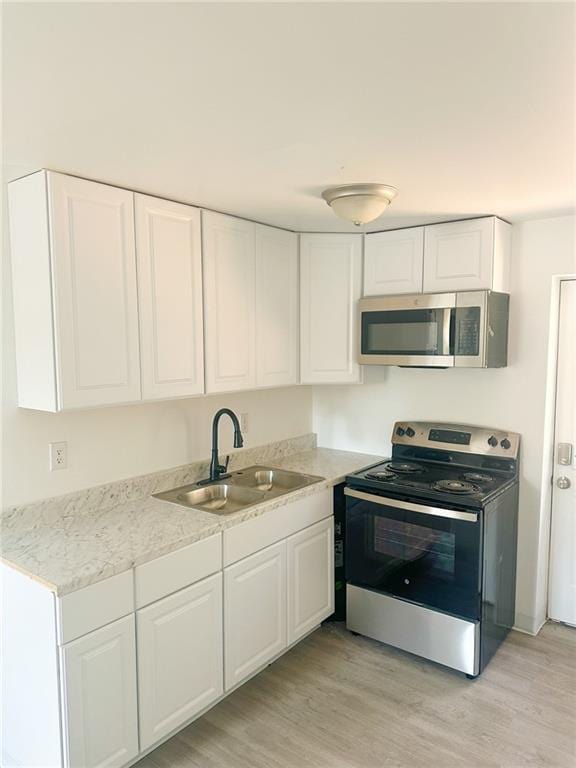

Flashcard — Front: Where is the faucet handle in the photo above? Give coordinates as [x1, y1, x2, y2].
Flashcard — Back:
[222, 455, 230, 473]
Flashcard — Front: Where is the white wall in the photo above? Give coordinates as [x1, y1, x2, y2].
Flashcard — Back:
[313, 215, 576, 634]
[1, 230, 312, 509]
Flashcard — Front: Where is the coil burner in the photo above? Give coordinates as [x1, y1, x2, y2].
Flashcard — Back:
[462, 472, 494, 484]
[432, 479, 480, 495]
[385, 461, 425, 474]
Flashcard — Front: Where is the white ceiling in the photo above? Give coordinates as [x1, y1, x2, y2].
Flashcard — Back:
[3, 2, 575, 232]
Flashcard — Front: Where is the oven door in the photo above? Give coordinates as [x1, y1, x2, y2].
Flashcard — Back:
[345, 488, 481, 621]
[358, 294, 455, 367]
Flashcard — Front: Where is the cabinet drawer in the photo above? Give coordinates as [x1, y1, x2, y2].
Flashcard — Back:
[135, 533, 222, 608]
[223, 489, 332, 566]
[57, 571, 134, 645]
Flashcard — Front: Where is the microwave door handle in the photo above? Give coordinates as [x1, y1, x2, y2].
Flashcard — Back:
[442, 307, 452, 356]
[449, 307, 456, 356]
[344, 487, 478, 523]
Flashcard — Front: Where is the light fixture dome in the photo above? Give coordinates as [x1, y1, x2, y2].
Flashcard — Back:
[321, 183, 398, 226]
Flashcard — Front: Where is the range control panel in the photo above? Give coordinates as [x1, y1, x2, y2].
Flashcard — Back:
[392, 421, 520, 459]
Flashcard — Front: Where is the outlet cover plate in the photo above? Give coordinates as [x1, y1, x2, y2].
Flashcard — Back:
[49, 441, 67, 471]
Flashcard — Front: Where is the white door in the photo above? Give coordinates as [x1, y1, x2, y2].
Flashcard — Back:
[60, 615, 139, 768]
[255, 224, 298, 387]
[287, 518, 334, 644]
[48, 172, 141, 408]
[137, 573, 223, 750]
[364, 228, 424, 296]
[548, 279, 576, 626]
[135, 194, 204, 400]
[202, 211, 256, 393]
[423, 217, 495, 293]
[300, 234, 362, 384]
[224, 541, 286, 691]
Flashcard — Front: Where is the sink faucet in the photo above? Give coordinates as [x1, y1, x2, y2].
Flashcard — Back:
[200, 408, 244, 485]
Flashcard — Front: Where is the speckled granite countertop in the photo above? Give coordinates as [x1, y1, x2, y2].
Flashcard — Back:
[0, 436, 381, 596]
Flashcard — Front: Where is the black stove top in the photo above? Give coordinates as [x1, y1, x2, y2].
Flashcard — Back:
[349, 458, 515, 509]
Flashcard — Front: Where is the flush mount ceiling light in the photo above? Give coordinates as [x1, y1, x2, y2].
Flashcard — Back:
[321, 183, 398, 226]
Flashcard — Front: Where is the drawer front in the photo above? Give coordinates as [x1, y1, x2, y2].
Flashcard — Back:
[223, 489, 332, 567]
[135, 533, 222, 609]
[57, 570, 134, 645]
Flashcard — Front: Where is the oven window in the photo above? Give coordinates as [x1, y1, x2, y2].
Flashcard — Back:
[346, 497, 481, 620]
[361, 309, 447, 356]
[373, 518, 456, 582]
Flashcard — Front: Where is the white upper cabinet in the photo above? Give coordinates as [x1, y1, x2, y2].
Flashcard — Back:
[60, 615, 139, 768]
[202, 211, 257, 393]
[364, 228, 424, 296]
[300, 234, 362, 384]
[137, 573, 223, 751]
[423, 217, 511, 294]
[255, 224, 298, 387]
[135, 195, 204, 400]
[8, 171, 141, 411]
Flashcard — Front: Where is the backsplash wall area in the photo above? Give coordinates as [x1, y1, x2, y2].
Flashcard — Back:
[313, 215, 575, 634]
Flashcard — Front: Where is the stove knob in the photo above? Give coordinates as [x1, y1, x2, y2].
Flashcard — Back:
[500, 438, 511, 450]
[396, 427, 406, 436]
[405, 427, 415, 437]
[488, 436, 498, 447]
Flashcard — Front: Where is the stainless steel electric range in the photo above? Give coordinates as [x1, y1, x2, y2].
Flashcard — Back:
[344, 421, 520, 677]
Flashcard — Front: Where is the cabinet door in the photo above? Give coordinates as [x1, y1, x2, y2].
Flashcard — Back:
[60, 615, 138, 768]
[224, 541, 286, 691]
[300, 234, 362, 383]
[423, 217, 495, 293]
[287, 518, 334, 644]
[137, 573, 223, 751]
[364, 228, 424, 296]
[202, 211, 256, 392]
[255, 225, 298, 387]
[48, 172, 141, 408]
[135, 195, 204, 400]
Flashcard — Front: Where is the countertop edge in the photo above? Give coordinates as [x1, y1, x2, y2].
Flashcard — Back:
[1, 448, 382, 596]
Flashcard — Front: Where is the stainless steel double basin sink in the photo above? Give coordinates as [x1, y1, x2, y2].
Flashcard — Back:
[154, 465, 324, 515]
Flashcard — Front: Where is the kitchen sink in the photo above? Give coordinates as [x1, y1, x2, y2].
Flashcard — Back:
[174, 484, 265, 514]
[154, 465, 324, 515]
[232, 467, 314, 492]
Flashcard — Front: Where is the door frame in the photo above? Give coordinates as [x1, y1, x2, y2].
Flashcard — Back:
[539, 274, 576, 627]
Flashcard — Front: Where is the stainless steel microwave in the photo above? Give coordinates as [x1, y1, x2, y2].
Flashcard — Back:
[358, 291, 509, 368]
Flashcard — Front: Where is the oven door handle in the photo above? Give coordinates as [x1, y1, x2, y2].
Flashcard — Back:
[344, 487, 478, 523]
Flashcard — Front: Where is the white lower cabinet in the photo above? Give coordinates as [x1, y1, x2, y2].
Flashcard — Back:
[287, 517, 334, 644]
[224, 540, 287, 691]
[3, 497, 335, 768]
[60, 615, 139, 768]
[137, 573, 223, 751]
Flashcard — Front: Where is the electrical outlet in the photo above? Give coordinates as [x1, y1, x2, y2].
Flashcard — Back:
[49, 441, 68, 471]
[240, 413, 249, 433]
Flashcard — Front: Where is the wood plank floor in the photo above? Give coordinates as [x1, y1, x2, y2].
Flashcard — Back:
[136, 621, 576, 768]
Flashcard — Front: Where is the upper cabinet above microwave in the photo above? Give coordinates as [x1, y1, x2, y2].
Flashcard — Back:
[9, 171, 142, 411]
[364, 217, 511, 297]
[364, 227, 424, 296]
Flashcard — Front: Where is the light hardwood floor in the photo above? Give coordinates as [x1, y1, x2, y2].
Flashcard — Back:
[135, 621, 576, 768]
